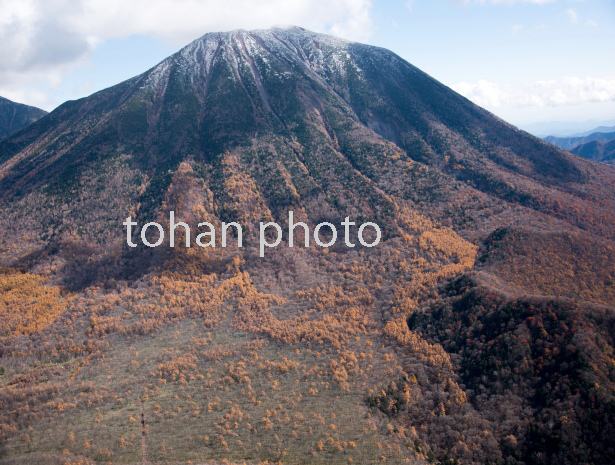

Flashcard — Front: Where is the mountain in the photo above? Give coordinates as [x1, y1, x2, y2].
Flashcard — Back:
[1, 27, 614, 465]
[544, 130, 615, 151]
[0, 96, 47, 141]
[572, 137, 615, 163]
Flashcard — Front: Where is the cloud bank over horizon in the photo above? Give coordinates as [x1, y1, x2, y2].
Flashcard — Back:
[453, 76, 615, 110]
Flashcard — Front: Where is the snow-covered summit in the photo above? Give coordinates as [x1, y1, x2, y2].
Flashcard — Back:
[142, 26, 370, 96]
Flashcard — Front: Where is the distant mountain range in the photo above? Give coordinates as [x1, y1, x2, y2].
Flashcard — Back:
[571, 137, 615, 164]
[544, 130, 615, 151]
[570, 125, 615, 137]
[544, 126, 615, 163]
[0, 96, 47, 141]
[521, 119, 615, 137]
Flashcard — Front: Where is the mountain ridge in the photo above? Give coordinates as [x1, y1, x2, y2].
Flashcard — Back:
[544, 130, 615, 151]
[572, 137, 615, 163]
[0, 96, 47, 142]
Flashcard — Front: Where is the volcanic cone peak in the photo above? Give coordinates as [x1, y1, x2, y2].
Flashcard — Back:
[1, 26, 614, 262]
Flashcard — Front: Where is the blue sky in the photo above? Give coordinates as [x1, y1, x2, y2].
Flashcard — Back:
[0, 0, 613, 130]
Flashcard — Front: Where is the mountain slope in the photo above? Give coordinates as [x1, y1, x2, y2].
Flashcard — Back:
[0, 27, 614, 465]
[0, 96, 47, 142]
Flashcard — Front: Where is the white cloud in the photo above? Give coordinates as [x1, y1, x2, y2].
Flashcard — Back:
[65, 0, 374, 45]
[0, 0, 374, 102]
[566, 8, 578, 25]
[511, 24, 524, 34]
[456, 0, 556, 5]
[452, 76, 615, 110]
[585, 20, 598, 27]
